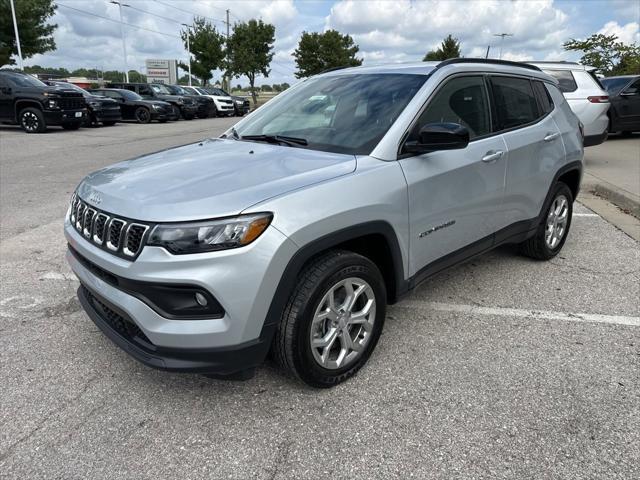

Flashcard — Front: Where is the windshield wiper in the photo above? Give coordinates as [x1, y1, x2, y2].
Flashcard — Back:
[240, 134, 308, 146]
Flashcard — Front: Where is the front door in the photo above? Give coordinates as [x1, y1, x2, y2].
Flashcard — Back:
[617, 79, 640, 130]
[399, 75, 507, 278]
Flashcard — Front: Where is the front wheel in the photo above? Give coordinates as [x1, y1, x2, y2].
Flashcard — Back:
[519, 182, 573, 260]
[135, 107, 151, 124]
[19, 107, 46, 133]
[273, 250, 386, 388]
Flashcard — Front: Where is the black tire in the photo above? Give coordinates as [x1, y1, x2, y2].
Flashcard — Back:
[212, 106, 218, 118]
[135, 107, 151, 124]
[197, 111, 209, 119]
[86, 112, 99, 127]
[519, 182, 573, 260]
[273, 250, 386, 388]
[62, 122, 82, 130]
[19, 107, 46, 133]
[171, 105, 181, 119]
[103, 121, 117, 126]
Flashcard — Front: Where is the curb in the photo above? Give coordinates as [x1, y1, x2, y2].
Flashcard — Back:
[582, 173, 640, 219]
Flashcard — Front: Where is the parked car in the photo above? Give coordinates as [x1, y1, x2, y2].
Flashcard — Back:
[601, 75, 640, 135]
[46, 81, 121, 127]
[163, 84, 216, 118]
[66, 59, 582, 387]
[109, 82, 197, 120]
[210, 87, 250, 116]
[89, 88, 174, 123]
[182, 86, 235, 116]
[528, 61, 609, 146]
[0, 69, 86, 133]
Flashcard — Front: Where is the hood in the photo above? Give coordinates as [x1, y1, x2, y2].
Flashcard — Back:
[157, 94, 185, 102]
[77, 138, 356, 222]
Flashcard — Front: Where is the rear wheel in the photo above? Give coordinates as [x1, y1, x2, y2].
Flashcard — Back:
[519, 182, 573, 260]
[273, 250, 386, 388]
[19, 107, 46, 133]
[134, 107, 151, 124]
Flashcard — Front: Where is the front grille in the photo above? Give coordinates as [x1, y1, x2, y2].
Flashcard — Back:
[59, 96, 86, 110]
[70, 194, 150, 259]
[81, 285, 153, 346]
[220, 99, 233, 105]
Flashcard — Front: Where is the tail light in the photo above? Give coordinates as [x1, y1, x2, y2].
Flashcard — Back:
[587, 95, 609, 103]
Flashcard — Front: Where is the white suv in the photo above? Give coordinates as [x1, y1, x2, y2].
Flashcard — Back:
[528, 62, 609, 146]
[182, 86, 235, 116]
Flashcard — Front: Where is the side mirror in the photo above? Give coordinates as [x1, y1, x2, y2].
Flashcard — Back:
[404, 122, 470, 155]
[621, 88, 638, 97]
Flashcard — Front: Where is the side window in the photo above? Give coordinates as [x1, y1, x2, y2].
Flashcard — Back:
[533, 81, 553, 115]
[623, 79, 640, 95]
[138, 85, 152, 96]
[543, 70, 577, 93]
[413, 76, 491, 140]
[491, 76, 540, 130]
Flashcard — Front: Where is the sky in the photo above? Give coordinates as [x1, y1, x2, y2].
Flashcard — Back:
[14, 0, 640, 85]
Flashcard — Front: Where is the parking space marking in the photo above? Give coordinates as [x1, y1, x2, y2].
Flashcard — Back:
[396, 301, 640, 327]
[573, 213, 599, 217]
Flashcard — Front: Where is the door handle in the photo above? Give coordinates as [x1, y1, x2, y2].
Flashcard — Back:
[544, 132, 560, 142]
[481, 150, 504, 163]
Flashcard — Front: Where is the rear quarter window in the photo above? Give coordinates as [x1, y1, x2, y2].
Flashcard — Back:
[533, 81, 554, 115]
[543, 70, 578, 93]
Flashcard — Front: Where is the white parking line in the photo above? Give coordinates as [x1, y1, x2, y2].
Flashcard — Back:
[573, 213, 599, 217]
[395, 301, 640, 327]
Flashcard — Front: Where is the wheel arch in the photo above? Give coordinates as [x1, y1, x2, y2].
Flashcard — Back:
[14, 99, 43, 121]
[262, 221, 407, 337]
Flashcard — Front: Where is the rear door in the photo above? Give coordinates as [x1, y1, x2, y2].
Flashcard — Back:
[400, 75, 507, 277]
[490, 75, 566, 233]
[617, 78, 640, 130]
[0, 75, 13, 120]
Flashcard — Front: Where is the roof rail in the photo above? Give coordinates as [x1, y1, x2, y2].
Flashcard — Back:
[436, 58, 542, 72]
[527, 61, 580, 65]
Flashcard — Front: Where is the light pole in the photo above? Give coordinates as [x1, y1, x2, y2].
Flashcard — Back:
[9, 0, 24, 70]
[110, 1, 130, 82]
[493, 33, 513, 60]
[181, 23, 192, 86]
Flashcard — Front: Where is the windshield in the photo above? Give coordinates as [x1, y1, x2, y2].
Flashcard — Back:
[182, 86, 198, 95]
[165, 84, 188, 95]
[601, 77, 635, 95]
[150, 83, 171, 95]
[5, 73, 47, 88]
[235, 73, 427, 155]
[118, 89, 143, 101]
[196, 87, 209, 95]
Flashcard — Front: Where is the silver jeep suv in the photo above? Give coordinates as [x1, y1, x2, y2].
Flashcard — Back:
[65, 59, 583, 387]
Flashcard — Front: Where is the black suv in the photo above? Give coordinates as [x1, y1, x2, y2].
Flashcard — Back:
[90, 88, 174, 123]
[164, 84, 216, 118]
[601, 75, 640, 135]
[0, 69, 87, 133]
[46, 81, 121, 127]
[110, 82, 197, 120]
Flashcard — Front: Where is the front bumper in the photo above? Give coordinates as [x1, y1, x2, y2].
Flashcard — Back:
[78, 283, 273, 374]
[65, 218, 297, 374]
[180, 104, 198, 117]
[44, 109, 87, 125]
[93, 107, 122, 122]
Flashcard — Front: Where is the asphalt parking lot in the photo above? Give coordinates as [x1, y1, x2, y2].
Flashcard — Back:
[1, 119, 639, 479]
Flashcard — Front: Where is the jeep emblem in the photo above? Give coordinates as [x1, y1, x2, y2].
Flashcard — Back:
[88, 192, 102, 206]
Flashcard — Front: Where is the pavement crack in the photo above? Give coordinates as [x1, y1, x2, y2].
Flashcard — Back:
[0, 374, 101, 463]
[265, 439, 293, 480]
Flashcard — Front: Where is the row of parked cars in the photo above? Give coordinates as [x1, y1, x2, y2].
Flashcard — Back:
[0, 69, 251, 133]
[528, 62, 639, 144]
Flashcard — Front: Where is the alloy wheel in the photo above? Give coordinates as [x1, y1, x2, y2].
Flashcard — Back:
[310, 277, 376, 370]
[21, 112, 39, 132]
[545, 194, 569, 249]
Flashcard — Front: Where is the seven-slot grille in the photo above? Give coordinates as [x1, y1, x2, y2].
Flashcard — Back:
[70, 193, 150, 259]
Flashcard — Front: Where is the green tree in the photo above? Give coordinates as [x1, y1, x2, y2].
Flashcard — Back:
[293, 30, 362, 78]
[178, 17, 225, 86]
[423, 34, 462, 61]
[24, 64, 69, 77]
[178, 74, 200, 86]
[128, 70, 146, 83]
[564, 33, 640, 75]
[0, 0, 57, 66]
[227, 19, 275, 106]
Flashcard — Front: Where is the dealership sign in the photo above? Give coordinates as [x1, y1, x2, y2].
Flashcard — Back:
[145, 59, 178, 84]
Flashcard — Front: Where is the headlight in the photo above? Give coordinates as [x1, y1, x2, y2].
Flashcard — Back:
[235, 100, 243, 105]
[176, 98, 184, 104]
[147, 213, 272, 254]
[151, 104, 161, 110]
[88, 101, 100, 107]
[47, 99, 59, 109]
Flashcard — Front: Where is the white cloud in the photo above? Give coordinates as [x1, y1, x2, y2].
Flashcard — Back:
[597, 20, 640, 45]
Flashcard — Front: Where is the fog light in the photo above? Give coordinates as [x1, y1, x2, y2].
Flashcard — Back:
[195, 292, 208, 307]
